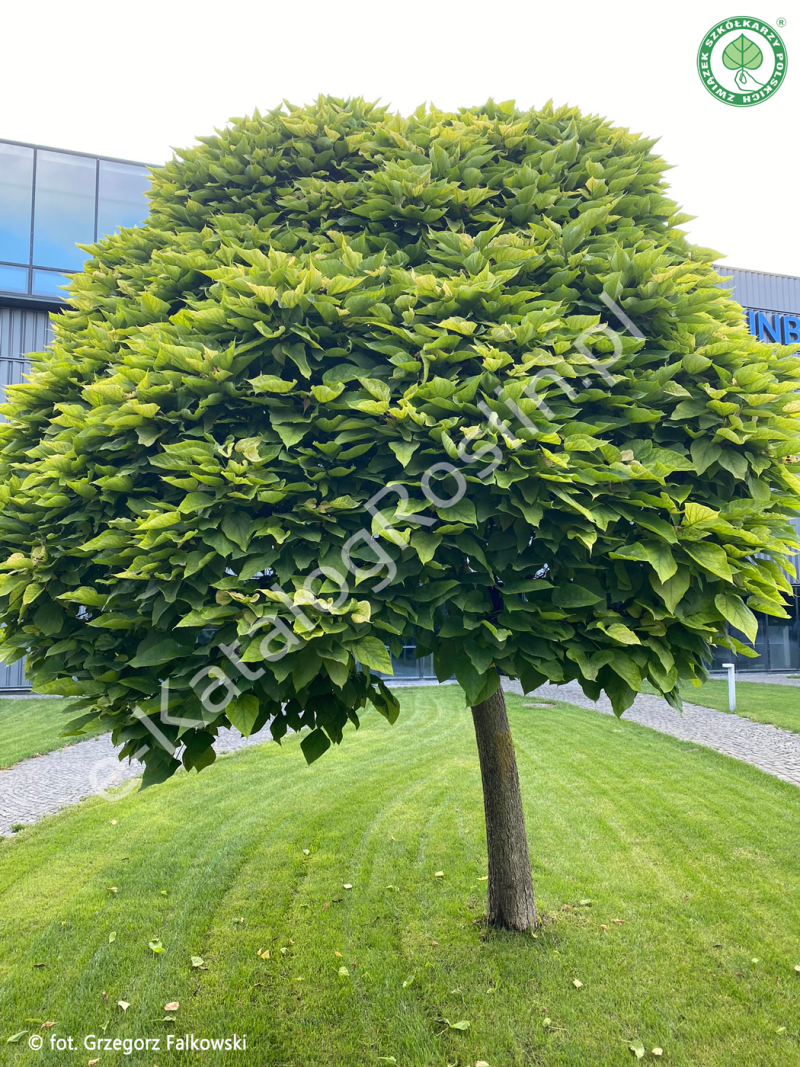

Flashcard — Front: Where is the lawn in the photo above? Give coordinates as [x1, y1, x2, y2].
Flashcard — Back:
[0, 696, 102, 770]
[685, 679, 800, 735]
[1, 686, 799, 1066]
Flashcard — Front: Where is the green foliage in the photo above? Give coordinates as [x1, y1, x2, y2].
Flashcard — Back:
[0, 96, 798, 782]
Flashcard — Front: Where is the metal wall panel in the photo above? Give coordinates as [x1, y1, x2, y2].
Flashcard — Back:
[0, 305, 52, 406]
[0, 658, 28, 690]
[0, 307, 53, 688]
[718, 266, 800, 314]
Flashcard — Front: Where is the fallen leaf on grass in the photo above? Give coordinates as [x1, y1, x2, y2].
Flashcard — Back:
[106, 887, 118, 893]
[600, 925, 609, 931]
[629, 1041, 645, 1059]
[164, 1002, 179, 1012]
[338, 966, 349, 977]
[612, 919, 626, 925]
[652, 1050, 663, 1057]
[476, 1061, 491, 1066]
[477, 875, 488, 881]
[108, 932, 116, 944]
[402, 975, 415, 988]
[191, 956, 207, 969]
[776, 1027, 787, 1034]
[430, 941, 439, 947]
[33, 962, 46, 968]
[572, 979, 583, 989]
[40, 1021, 55, 1029]
[343, 884, 353, 890]
[334, 951, 342, 958]
[385, 885, 399, 892]
[149, 939, 165, 954]
[302, 849, 310, 856]
[434, 871, 444, 878]
[89, 1059, 100, 1065]
[110, 820, 117, 825]
[117, 1001, 130, 1012]
[443, 1019, 470, 1031]
[751, 958, 760, 964]
[6, 1032, 28, 1044]
[794, 964, 800, 973]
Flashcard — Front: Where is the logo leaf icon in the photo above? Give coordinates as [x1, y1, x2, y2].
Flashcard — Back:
[722, 33, 763, 71]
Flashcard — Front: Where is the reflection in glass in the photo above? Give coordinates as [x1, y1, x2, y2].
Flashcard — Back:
[767, 597, 800, 670]
[33, 151, 96, 270]
[0, 144, 34, 264]
[383, 647, 438, 679]
[32, 269, 69, 298]
[97, 160, 149, 238]
[389, 646, 421, 679]
[0, 264, 29, 294]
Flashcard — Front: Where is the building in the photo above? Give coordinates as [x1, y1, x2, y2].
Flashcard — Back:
[0, 137, 798, 686]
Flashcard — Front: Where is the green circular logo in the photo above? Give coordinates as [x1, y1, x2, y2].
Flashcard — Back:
[697, 16, 788, 106]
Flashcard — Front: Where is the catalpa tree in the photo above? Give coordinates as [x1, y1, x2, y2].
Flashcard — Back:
[1, 99, 798, 930]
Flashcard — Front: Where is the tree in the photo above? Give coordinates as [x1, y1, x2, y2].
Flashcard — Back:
[1, 99, 798, 931]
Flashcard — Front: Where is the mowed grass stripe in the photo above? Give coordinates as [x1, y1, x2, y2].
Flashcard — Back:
[1, 686, 799, 1066]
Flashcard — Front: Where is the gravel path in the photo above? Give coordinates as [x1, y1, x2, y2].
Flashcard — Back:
[711, 672, 800, 686]
[0, 728, 269, 836]
[505, 679, 800, 787]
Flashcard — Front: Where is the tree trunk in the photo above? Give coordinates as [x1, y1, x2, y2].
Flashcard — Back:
[471, 685, 538, 931]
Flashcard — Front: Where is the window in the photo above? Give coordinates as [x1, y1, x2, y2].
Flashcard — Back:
[31, 269, 69, 299]
[32, 150, 97, 271]
[0, 143, 34, 264]
[0, 264, 29, 294]
[97, 160, 149, 238]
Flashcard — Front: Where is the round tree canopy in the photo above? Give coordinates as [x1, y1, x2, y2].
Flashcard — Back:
[1, 98, 798, 783]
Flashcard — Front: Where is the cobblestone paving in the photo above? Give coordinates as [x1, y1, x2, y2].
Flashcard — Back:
[0, 728, 269, 836]
[505, 679, 800, 787]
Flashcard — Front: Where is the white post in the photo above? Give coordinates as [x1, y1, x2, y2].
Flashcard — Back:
[722, 662, 736, 712]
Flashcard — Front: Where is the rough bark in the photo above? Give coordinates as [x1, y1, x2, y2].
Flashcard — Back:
[471, 685, 538, 931]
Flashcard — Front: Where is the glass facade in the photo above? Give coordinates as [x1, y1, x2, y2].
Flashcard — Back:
[0, 140, 150, 302]
[709, 592, 800, 673]
[381, 646, 437, 681]
[0, 143, 34, 264]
